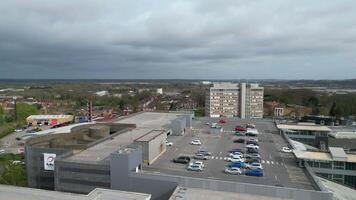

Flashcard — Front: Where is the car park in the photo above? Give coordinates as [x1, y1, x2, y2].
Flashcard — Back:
[194, 153, 209, 160]
[245, 153, 261, 159]
[224, 167, 242, 175]
[187, 164, 203, 172]
[173, 156, 191, 164]
[245, 169, 264, 177]
[247, 162, 263, 170]
[281, 147, 292, 153]
[233, 138, 245, 143]
[190, 140, 202, 145]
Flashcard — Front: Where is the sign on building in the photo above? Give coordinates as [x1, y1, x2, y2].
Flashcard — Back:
[43, 153, 56, 171]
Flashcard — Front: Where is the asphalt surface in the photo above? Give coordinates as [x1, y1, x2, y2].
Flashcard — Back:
[144, 117, 315, 190]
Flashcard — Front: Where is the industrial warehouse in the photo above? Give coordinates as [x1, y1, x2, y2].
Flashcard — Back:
[24, 112, 334, 200]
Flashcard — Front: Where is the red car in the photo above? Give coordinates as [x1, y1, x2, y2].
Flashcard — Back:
[219, 119, 226, 124]
[235, 126, 246, 132]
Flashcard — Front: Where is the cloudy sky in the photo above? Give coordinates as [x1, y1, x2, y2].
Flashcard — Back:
[0, 0, 355, 79]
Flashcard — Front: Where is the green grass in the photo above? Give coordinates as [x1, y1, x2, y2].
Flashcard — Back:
[0, 154, 27, 187]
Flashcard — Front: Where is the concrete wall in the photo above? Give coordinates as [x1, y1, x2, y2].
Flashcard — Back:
[55, 160, 110, 194]
[25, 146, 70, 189]
[171, 117, 186, 136]
[147, 133, 166, 164]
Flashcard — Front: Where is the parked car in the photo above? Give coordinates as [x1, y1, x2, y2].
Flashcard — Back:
[205, 122, 210, 125]
[173, 156, 191, 164]
[247, 148, 259, 154]
[15, 128, 23, 132]
[247, 162, 263, 170]
[224, 167, 242, 175]
[190, 140, 202, 145]
[227, 157, 245, 163]
[233, 138, 245, 143]
[0, 149, 5, 154]
[187, 164, 203, 172]
[194, 153, 209, 160]
[229, 151, 243, 157]
[229, 148, 243, 153]
[189, 161, 205, 168]
[235, 126, 246, 132]
[228, 161, 248, 168]
[245, 132, 258, 137]
[246, 124, 256, 128]
[246, 144, 259, 149]
[246, 141, 258, 146]
[249, 138, 259, 142]
[245, 157, 261, 164]
[245, 153, 261, 159]
[281, 147, 292, 153]
[165, 140, 173, 146]
[197, 149, 212, 156]
[245, 169, 264, 177]
[218, 119, 226, 124]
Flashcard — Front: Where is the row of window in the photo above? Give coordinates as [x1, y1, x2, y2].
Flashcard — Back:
[306, 160, 356, 170]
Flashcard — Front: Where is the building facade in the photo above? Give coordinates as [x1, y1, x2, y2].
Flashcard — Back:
[205, 82, 264, 119]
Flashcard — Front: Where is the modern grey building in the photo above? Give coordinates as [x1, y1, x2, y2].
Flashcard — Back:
[205, 82, 264, 119]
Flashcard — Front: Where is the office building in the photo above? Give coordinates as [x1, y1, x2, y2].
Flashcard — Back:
[205, 82, 264, 119]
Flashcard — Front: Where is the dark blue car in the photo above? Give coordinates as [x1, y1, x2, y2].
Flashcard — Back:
[245, 169, 264, 177]
[228, 162, 247, 168]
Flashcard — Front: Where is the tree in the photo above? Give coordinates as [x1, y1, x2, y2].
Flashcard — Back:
[329, 101, 337, 116]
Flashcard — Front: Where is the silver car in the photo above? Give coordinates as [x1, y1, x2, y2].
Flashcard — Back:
[187, 164, 203, 172]
[194, 153, 209, 160]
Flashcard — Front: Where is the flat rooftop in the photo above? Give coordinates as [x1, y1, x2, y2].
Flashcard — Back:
[135, 130, 165, 142]
[66, 128, 152, 162]
[0, 185, 151, 200]
[294, 150, 356, 163]
[66, 112, 184, 162]
[277, 124, 331, 132]
[115, 112, 184, 130]
[169, 187, 292, 200]
[317, 177, 356, 200]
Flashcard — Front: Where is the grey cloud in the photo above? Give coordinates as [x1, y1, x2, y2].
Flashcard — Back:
[0, 0, 355, 79]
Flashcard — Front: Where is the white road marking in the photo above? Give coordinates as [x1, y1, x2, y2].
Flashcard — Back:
[274, 175, 278, 180]
[275, 161, 279, 165]
[266, 161, 270, 164]
[220, 157, 223, 160]
[271, 161, 274, 164]
[262, 160, 265, 163]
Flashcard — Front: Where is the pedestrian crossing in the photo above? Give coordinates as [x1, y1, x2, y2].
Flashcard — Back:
[207, 156, 284, 166]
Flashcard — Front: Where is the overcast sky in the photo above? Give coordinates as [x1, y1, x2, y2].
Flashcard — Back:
[0, 0, 355, 79]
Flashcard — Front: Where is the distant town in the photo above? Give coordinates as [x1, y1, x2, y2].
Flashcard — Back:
[0, 79, 356, 200]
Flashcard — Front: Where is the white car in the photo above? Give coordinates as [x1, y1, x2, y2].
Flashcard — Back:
[229, 152, 243, 157]
[227, 157, 245, 162]
[165, 141, 173, 146]
[247, 162, 263, 170]
[281, 147, 292, 153]
[246, 144, 259, 149]
[0, 149, 5, 154]
[15, 129, 23, 132]
[189, 161, 205, 168]
[187, 164, 203, 172]
[224, 167, 242, 175]
[190, 140, 202, 145]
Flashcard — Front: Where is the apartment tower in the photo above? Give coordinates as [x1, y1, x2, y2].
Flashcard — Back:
[205, 82, 264, 119]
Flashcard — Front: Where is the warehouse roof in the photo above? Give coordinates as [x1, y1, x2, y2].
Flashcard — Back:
[329, 147, 347, 161]
[0, 185, 151, 200]
[277, 124, 331, 132]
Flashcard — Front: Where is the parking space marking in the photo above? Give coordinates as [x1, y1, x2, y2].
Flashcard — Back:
[271, 161, 274, 164]
[262, 160, 265, 163]
[266, 161, 270, 164]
